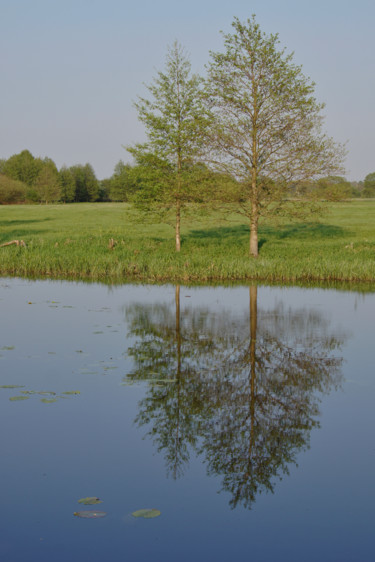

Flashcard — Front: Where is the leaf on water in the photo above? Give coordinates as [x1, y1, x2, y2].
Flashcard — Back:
[62, 391, 80, 395]
[0, 385, 25, 389]
[1, 346, 15, 350]
[132, 509, 161, 519]
[38, 391, 56, 396]
[78, 497, 103, 505]
[21, 390, 37, 394]
[74, 511, 107, 519]
[9, 395, 30, 401]
[41, 398, 58, 404]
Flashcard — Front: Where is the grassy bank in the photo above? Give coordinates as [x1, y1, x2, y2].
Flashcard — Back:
[0, 201, 375, 284]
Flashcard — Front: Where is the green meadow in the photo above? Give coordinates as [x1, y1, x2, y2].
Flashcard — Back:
[0, 201, 374, 285]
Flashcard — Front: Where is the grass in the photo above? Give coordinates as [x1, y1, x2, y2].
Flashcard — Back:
[0, 201, 374, 286]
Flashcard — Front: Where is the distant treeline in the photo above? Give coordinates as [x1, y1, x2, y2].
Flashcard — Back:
[0, 149, 374, 205]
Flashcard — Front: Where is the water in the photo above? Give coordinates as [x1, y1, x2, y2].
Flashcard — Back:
[0, 278, 374, 561]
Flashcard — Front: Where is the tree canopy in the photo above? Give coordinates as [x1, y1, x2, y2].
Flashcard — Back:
[128, 41, 211, 251]
[205, 15, 346, 256]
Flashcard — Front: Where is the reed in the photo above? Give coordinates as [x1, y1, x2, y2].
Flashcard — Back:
[1, 201, 374, 284]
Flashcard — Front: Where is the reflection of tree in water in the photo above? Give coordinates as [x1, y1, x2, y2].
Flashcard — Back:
[124, 286, 345, 508]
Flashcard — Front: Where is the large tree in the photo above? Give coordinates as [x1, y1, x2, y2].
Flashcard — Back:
[206, 16, 345, 257]
[129, 41, 210, 251]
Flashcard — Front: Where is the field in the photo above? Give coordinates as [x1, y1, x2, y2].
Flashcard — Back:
[0, 201, 375, 285]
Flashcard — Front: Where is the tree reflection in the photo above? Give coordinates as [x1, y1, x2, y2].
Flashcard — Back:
[124, 286, 345, 508]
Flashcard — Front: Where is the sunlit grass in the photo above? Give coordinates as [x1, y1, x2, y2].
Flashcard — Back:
[0, 201, 374, 284]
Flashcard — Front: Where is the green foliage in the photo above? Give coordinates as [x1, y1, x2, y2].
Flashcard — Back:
[34, 159, 61, 203]
[109, 160, 140, 202]
[2, 150, 42, 186]
[0, 173, 28, 204]
[59, 166, 76, 202]
[69, 164, 100, 202]
[362, 172, 375, 198]
[299, 176, 353, 201]
[129, 41, 211, 249]
[205, 15, 346, 256]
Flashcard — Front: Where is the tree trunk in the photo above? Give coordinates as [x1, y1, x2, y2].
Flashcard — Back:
[176, 199, 181, 252]
[250, 218, 258, 257]
[249, 285, 257, 457]
[174, 284, 181, 479]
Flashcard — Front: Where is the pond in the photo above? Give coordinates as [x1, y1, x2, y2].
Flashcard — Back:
[0, 278, 374, 561]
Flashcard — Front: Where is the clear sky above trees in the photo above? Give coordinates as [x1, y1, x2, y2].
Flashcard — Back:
[1, 0, 374, 180]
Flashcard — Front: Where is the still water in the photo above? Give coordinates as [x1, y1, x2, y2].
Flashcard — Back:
[0, 278, 374, 561]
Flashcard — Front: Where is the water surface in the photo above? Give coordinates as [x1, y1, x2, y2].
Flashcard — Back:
[0, 278, 374, 561]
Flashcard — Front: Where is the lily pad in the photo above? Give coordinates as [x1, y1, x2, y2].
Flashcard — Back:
[38, 391, 56, 396]
[74, 511, 107, 518]
[41, 398, 58, 404]
[63, 390, 80, 395]
[0, 385, 25, 389]
[132, 509, 161, 519]
[78, 497, 103, 505]
[9, 395, 30, 401]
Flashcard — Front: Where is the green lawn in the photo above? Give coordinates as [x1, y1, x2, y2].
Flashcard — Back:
[0, 201, 374, 285]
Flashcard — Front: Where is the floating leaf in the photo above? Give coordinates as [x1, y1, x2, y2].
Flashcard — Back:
[21, 390, 37, 395]
[1, 346, 15, 350]
[0, 385, 25, 389]
[38, 391, 56, 396]
[41, 398, 58, 404]
[9, 395, 30, 401]
[74, 511, 107, 519]
[78, 497, 103, 505]
[132, 509, 161, 519]
[62, 391, 80, 395]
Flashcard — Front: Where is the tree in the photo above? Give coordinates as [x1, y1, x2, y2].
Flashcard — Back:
[129, 41, 210, 251]
[205, 16, 346, 257]
[300, 176, 353, 201]
[109, 160, 139, 202]
[123, 285, 345, 508]
[69, 163, 99, 202]
[58, 166, 76, 203]
[362, 172, 375, 198]
[2, 149, 42, 187]
[33, 159, 61, 203]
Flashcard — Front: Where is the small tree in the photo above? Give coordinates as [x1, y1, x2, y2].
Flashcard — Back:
[129, 41, 210, 251]
[206, 16, 345, 257]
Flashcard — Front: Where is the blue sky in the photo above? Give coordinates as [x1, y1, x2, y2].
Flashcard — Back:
[1, 0, 374, 180]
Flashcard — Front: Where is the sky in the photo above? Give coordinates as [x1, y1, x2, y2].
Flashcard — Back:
[1, 0, 374, 181]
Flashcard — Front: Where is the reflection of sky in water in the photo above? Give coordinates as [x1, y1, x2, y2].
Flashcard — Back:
[0, 278, 374, 562]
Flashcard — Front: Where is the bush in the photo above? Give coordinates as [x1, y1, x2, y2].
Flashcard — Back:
[0, 174, 28, 204]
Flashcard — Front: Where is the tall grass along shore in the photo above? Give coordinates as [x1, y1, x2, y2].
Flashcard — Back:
[0, 201, 374, 285]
